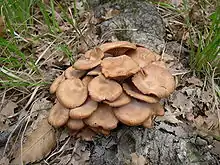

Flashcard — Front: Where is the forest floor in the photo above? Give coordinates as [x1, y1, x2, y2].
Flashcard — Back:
[0, 0, 219, 164]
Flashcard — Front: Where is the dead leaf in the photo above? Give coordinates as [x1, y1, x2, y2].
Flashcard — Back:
[171, 92, 194, 116]
[194, 115, 204, 128]
[0, 157, 9, 165]
[11, 118, 56, 164]
[31, 98, 53, 113]
[0, 16, 5, 37]
[103, 9, 120, 20]
[0, 100, 17, 117]
[187, 76, 203, 87]
[130, 153, 147, 165]
[156, 110, 182, 124]
[0, 115, 9, 131]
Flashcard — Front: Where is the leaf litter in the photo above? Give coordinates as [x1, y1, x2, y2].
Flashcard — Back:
[0, 0, 220, 164]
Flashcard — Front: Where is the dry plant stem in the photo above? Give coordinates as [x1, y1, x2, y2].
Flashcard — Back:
[45, 136, 71, 163]
[211, 68, 220, 126]
[20, 86, 40, 165]
[34, 38, 58, 65]
[68, 7, 94, 48]
[3, 86, 40, 157]
[0, 91, 6, 110]
[8, 124, 24, 157]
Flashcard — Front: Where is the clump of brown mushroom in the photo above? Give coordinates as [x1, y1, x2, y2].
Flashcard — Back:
[48, 41, 176, 140]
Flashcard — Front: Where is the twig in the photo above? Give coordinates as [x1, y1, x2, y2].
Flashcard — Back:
[19, 86, 40, 165]
[3, 86, 40, 157]
[45, 136, 71, 163]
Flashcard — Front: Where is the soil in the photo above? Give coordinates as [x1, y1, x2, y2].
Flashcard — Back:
[0, 0, 219, 164]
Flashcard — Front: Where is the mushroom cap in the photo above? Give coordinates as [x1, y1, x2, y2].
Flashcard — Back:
[132, 64, 175, 98]
[87, 66, 102, 76]
[142, 117, 153, 128]
[48, 101, 69, 127]
[56, 79, 88, 108]
[90, 127, 110, 136]
[126, 47, 156, 68]
[76, 127, 96, 141]
[70, 98, 98, 119]
[84, 104, 118, 130]
[113, 99, 160, 126]
[84, 47, 104, 60]
[99, 41, 136, 56]
[142, 103, 165, 128]
[49, 74, 65, 94]
[74, 48, 104, 70]
[123, 83, 160, 103]
[101, 55, 140, 78]
[151, 60, 166, 69]
[104, 92, 131, 107]
[82, 76, 93, 87]
[64, 66, 86, 79]
[66, 119, 85, 130]
[73, 56, 101, 71]
[88, 75, 123, 102]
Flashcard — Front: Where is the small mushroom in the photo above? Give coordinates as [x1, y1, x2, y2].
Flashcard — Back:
[90, 127, 110, 136]
[87, 66, 102, 76]
[88, 75, 122, 102]
[123, 83, 159, 103]
[84, 47, 105, 59]
[82, 76, 93, 87]
[104, 92, 131, 107]
[84, 104, 118, 130]
[113, 99, 161, 126]
[76, 127, 96, 141]
[66, 118, 85, 130]
[64, 66, 86, 79]
[126, 47, 156, 68]
[74, 48, 104, 70]
[99, 41, 136, 56]
[101, 55, 140, 79]
[56, 79, 88, 108]
[48, 101, 69, 127]
[132, 64, 175, 98]
[70, 98, 98, 119]
[49, 74, 65, 94]
[142, 103, 165, 128]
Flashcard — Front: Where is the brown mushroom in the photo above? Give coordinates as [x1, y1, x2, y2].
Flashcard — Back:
[88, 75, 122, 102]
[82, 76, 93, 87]
[49, 74, 65, 94]
[84, 47, 105, 59]
[87, 66, 102, 76]
[104, 92, 131, 107]
[113, 99, 161, 126]
[66, 118, 85, 130]
[142, 103, 165, 128]
[64, 66, 86, 79]
[123, 83, 160, 103]
[70, 98, 98, 119]
[99, 41, 136, 56]
[74, 48, 104, 70]
[126, 47, 156, 68]
[101, 55, 140, 79]
[151, 60, 166, 69]
[90, 127, 110, 136]
[84, 104, 118, 130]
[56, 79, 88, 108]
[132, 64, 175, 98]
[76, 127, 96, 141]
[48, 101, 69, 127]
